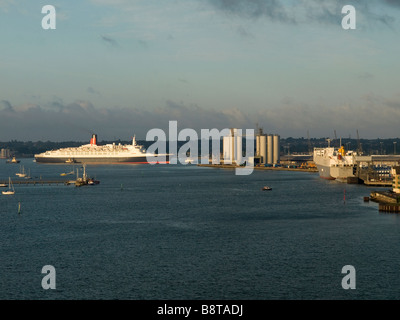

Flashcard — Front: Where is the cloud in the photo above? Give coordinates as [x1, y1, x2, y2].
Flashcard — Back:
[207, 0, 295, 23]
[255, 93, 400, 138]
[384, 0, 400, 8]
[1, 100, 15, 112]
[2, 94, 400, 141]
[204, 0, 398, 29]
[0, 99, 254, 141]
[87, 87, 101, 95]
[358, 72, 374, 79]
[137, 39, 147, 47]
[236, 26, 254, 38]
[101, 35, 119, 47]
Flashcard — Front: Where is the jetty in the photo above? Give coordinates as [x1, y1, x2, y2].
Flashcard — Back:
[369, 190, 400, 213]
[369, 166, 400, 212]
[0, 180, 70, 185]
[378, 203, 400, 213]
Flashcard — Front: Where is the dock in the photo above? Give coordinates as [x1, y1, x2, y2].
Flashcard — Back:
[379, 204, 400, 213]
[370, 190, 399, 204]
[355, 155, 400, 186]
[370, 190, 400, 213]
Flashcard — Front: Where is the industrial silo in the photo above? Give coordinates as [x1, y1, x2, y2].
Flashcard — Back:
[223, 129, 237, 164]
[235, 134, 242, 164]
[260, 135, 267, 164]
[223, 136, 232, 163]
[256, 135, 261, 157]
[267, 134, 273, 164]
[273, 134, 280, 164]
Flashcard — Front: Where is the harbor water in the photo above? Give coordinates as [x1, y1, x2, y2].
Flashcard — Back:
[0, 159, 399, 300]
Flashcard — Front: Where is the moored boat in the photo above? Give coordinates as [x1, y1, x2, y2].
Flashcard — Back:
[2, 177, 15, 195]
[6, 156, 20, 164]
[313, 141, 357, 181]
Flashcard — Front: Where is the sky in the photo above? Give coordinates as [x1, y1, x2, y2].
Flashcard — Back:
[0, 0, 400, 141]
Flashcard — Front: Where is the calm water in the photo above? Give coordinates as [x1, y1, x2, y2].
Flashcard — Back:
[0, 159, 399, 300]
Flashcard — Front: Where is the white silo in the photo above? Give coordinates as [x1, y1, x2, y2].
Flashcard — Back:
[267, 134, 273, 164]
[235, 135, 242, 164]
[223, 129, 238, 164]
[273, 134, 280, 164]
[260, 135, 267, 164]
[256, 135, 261, 157]
[223, 136, 232, 163]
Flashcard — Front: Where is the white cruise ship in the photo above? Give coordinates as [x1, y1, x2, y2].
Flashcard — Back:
[34, 134, 169, 164]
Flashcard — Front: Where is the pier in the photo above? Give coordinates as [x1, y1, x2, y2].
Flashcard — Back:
[379, 204, 400, 213]
[370, 190, 400, 213]
[0, 180, 70, 185]
[370, 190, 399, 204]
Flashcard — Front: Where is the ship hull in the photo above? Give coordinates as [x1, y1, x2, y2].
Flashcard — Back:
[330, 166, 355, 180]
[316, 164, 335, 180]
[34, 156, 169, 164]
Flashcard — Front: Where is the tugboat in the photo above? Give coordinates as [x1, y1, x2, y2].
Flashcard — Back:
[75, 164, 100, 187]
[6, 156, 20, 164]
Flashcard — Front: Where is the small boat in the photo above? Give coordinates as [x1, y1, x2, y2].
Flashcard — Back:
[65, 158, 75, 164]
[60, 169, 74, 176]
[2, 177, 15, 195]
[87, 178, 100, 185]
[24, 169, 32, 179]
[74, 164, 100, 186]
[262, 186, 272, 191]
[16, 165, 27, 178]
[0, 183, 8, 188]
[6, 156, 20, 164]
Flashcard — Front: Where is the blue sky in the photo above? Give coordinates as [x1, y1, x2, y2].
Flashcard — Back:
[0, 0, 400, 141]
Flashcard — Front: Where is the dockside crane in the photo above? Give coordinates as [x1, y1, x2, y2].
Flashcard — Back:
[334, 130, 337, 147]
[357, 129, 363, 155]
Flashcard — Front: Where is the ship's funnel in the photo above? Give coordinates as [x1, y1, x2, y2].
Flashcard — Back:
[90, 134, 97, 146]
